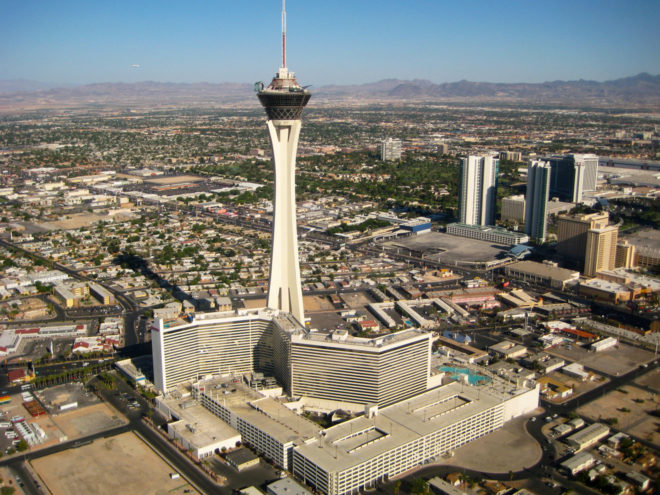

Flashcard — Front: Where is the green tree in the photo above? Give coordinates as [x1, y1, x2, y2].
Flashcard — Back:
[410, 478, 429, 495]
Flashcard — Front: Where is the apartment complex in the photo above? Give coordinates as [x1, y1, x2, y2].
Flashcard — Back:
[524, 160, 551, 242]
[380, 138, 402, 161]
[543, 153, 598, 202]
[459, 153, 499, 226]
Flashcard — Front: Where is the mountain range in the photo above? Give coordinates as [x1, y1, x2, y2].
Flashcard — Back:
[1, 73, 659, 110]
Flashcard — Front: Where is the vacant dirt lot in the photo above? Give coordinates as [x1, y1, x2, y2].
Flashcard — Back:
[635, 367, 660, 393]
[577, 385, 660, 446]
[303, 295, 335, 311]
[241, 298, 266, 309]
[32, 432, 198, 495]
[35, 212, 124, 230]
[50, 402, 127, 439]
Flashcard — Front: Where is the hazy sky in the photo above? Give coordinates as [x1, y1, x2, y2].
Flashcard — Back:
[2, 0, 659, 86]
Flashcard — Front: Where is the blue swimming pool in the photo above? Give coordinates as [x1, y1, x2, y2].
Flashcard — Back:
[438, 366, 490, 385]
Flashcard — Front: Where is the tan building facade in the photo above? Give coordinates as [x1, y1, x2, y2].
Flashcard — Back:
[584, 225, 618, 277]
[557, 212, 609, 262]
[615, 240, 637, 269]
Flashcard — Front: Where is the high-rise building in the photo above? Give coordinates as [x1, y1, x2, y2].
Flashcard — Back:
[524, 160, 551, 242]
[458, 153, 499, 226]
[615, 240, 637, 269]
[584, 225, 618, 277]
[542, 153, 599, 203]
[256, 27, 311, 325]
[573, 154, 599, 192]
[556, 212, 609, 262]
[501, 194, 526, 223]
[381, 138, 402, 161]
[287, 329, 431, 407]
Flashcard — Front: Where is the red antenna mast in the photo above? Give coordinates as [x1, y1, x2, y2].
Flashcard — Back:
[281, 0, 287, 68]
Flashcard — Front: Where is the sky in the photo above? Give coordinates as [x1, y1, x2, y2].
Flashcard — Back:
[1, 0, 659, 87]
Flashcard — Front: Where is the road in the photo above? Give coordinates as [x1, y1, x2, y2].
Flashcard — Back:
[0, 238, 140, 347]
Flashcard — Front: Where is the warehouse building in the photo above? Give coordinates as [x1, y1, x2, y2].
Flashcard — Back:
[504, 260, 580, 290]
[566, 423, 610, 451]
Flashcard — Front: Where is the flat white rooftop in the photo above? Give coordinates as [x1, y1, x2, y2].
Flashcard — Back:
[195, 376, 321, 445]
[295, 380, 509, 472]
[159, 392, 240, 448]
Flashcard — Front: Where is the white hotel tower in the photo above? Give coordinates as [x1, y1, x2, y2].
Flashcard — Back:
[256, 1, 311, 325]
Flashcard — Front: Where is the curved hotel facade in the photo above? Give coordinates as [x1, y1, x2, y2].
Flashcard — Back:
[152, 309, 431, 408]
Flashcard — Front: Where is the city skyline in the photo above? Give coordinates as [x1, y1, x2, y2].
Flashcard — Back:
[2, 0, 660, 86]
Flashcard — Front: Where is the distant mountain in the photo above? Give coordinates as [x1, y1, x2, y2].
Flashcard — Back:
[0, 79, 71, 94]
[0, 81, 254, 111]
[1, 74, 658, 111]
[316, 73, 660, 105]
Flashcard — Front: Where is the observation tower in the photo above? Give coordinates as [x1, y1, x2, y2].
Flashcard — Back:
[256, 0, 310, 325]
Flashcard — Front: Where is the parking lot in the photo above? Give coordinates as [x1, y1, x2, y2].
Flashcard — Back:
[546, 342, 655, 377]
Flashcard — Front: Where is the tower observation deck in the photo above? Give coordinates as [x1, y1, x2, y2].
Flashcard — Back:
[256, 2, 310, 325]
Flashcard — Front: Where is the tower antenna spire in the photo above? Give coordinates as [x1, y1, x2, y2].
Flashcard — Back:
[281, 0, 286, 68]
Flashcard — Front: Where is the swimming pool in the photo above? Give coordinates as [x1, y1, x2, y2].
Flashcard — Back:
[438, 366, 490, 385]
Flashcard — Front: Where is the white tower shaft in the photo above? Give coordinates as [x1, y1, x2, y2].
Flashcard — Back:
[266, 119, 304, 324]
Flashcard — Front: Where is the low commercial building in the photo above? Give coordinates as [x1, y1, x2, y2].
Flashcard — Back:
[267, 478, 313, 495]
[590, 337, 618, 352]
[562, 363, 590, 381]
[428, 477, 469, 495]
[522, 353, 565, 374]
[537, 376, 573, 400]
[446, 223, 529, 246]
[566, 423, 610, 451]
[626, 471, 651, 491]
[504, 261, 580, 290]
[157, 394, 242, 459]
[488, 340, 527, 359]
[400, 217, 431, 235]
[89, 283, 115, 305]
[115, 357, 148, 386]
[579, 278, 633, 303]
[607, 432, 630, 449]
[433, 336, 489, 364]
[560, 451, 596, 476]
[226, 448, 260, 471]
